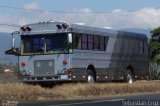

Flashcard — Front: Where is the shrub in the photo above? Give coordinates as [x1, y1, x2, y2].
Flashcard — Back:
[149, 62, 160, 80]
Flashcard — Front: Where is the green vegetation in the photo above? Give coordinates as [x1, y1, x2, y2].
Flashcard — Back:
[149, 27, 160, 63]
[149, 27, 160, 79]
[149, 62, 160, 80]
[0, 63, 18, 83]
[0, 63, 18, 73]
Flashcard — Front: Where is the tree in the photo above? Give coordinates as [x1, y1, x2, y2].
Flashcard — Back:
[149, 27, 160, 62]
[149, 62, 160, 80]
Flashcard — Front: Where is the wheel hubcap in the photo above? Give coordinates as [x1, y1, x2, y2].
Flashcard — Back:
[88, 75, 94, 83]
[127, 74, 133, 84]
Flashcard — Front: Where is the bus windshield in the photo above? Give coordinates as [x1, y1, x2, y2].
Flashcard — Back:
[21, 33, 69, 54]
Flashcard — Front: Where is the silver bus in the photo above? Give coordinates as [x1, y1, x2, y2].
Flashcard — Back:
[5, 21, 149, 84]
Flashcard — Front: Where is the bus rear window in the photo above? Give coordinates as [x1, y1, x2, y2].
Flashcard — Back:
[22, 33, 68, 54]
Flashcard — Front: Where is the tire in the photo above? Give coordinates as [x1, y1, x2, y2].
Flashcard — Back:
[86, 70, 95, 83]
[125, 70, 134, 84]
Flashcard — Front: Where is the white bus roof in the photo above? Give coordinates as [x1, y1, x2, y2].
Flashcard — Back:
[20, 21, 146, 39]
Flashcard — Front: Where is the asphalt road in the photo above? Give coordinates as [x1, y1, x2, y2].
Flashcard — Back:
[4, 93, 160, 106]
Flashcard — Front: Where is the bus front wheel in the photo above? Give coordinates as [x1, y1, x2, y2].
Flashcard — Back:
[86, 70, 95, 83]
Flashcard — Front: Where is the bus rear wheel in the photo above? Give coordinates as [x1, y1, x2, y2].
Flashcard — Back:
[125, 70, 134, 84]
[86, 70, 95, 83]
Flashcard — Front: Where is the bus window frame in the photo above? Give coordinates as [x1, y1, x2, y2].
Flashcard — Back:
[72, 33, 109, 51]
[20, 33, 73, 55]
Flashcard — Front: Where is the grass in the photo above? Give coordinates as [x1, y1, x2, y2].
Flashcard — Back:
[0, 73, 19, 83]
[0, 81, 160, 101]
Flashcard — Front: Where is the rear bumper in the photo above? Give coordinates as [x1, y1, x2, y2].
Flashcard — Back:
[19, 75, 72, 82]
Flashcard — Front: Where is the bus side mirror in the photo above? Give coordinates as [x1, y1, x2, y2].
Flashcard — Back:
[5, 48, 20, 56]
[5, 31, 20, 56]
[68, 33, 72, 43]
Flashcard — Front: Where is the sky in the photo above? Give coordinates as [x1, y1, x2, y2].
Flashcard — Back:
[0, 0, 160, 32]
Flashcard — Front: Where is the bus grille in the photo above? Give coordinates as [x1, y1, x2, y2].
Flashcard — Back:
[34, 60, 55, 76]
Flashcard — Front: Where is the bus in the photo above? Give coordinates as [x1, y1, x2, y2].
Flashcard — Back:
[5, 21, 149, 84]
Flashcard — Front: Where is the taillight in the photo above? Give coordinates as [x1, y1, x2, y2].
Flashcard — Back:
[21, 62, 26, 67]
[26, 27, 32, 31]
[20, 27, 26, 31]
[20, 26, 32, 32]
[62, 23, 69, 29]
[18, 72, 23, 77]
[63, 60, 68, 65]
[56, 24, 62, 29]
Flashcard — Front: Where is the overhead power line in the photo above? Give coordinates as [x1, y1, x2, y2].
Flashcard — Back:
[0, 22, 20, 27]
[0, 5, 152, 14]
[0, 5, 93, 13]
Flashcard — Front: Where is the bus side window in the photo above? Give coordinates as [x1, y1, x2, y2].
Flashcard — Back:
[82, 34, 87, 50]
[100, 36, 105, 51]
[139, 41, 144, 54]
[105, 36, 109, 51]
[94, 36, 100, 50]
[144, 41, 148, 55]
[88, 35, 93, 50]
[73, 33, 81, 49]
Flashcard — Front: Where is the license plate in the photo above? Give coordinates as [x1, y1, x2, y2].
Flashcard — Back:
[60, 75, 68, 79]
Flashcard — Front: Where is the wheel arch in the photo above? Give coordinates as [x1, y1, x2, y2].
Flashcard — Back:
[87, 64, 96, 80]
[127, 65, 135, 77]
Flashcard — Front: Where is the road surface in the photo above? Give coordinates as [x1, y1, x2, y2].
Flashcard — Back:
[4, 93, 160, 106]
